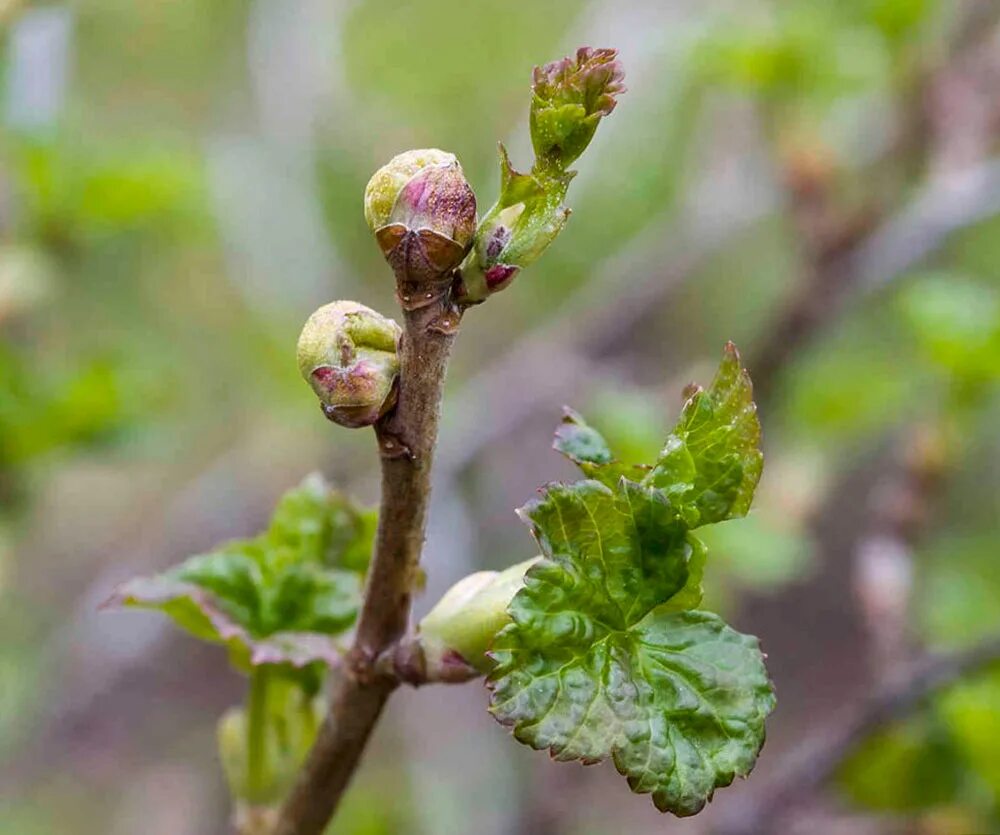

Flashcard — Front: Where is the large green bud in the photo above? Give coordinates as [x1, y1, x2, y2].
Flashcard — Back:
[296, 300, 401, 428]
[364, 149, 476, 305]
[418, 557, 540, 674]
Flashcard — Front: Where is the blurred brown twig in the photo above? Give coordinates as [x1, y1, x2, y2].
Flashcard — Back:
[713, 632, 1000, 835]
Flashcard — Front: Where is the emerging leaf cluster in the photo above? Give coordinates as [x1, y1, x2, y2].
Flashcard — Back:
[530, 46, 626, 170]
[104, 474, 374, 688]
[459, 48, 625, 300]
[488, 343, 775, 816]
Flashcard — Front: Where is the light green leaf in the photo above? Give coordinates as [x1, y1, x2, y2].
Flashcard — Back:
[648, 342, 762, 526]
[554, 343, 761, 525]
[530, 46, 626, 170]
[103, 474, 371, 672]
[265, 472, 377, 573]
[456, 47, 625, 302]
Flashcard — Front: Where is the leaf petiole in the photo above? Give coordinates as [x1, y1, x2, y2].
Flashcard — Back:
[246, 664, 272, 803]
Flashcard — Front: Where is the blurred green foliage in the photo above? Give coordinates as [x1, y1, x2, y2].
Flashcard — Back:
[108, 475, 373, 689]
[0, 0, 998, 831]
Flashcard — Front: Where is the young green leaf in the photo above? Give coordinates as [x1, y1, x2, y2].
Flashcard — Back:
[488, 344, 774, 816]
[553, 408, 651, 487]
[648, 341, 762, 526]
[266, 472, 377, 573]
[554, 344, 762, 526]
[103, 474, 373, 674]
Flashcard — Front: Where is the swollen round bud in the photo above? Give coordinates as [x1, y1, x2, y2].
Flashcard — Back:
[297, 301, 401, 428]
[363, 149, 477, 294]
[418, 557, 540, 674]
[364, 148, 455, 232]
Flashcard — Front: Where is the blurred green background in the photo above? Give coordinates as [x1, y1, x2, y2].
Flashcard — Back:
[1, 0, 998, 833]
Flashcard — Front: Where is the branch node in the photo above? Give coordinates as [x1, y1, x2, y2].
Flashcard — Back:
[427, 301, 463, 336]
[374, 424, 412, 460]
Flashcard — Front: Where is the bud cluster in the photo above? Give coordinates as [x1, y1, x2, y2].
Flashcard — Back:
[298, 48, 624, 433]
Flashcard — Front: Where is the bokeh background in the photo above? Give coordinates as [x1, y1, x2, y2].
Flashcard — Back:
[2, 0, 999, 833]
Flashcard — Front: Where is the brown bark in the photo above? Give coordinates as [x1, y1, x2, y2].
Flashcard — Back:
[273, 300, 459, 835]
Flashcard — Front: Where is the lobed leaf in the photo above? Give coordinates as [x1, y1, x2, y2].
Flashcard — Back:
[491, 608, 773, 815]
[489, 344, 773, 816]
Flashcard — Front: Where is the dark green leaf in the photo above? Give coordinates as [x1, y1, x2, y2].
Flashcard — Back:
[491, 343, 772, 815]
[515, 480, 693, 632]
[491, 604, 773, 815]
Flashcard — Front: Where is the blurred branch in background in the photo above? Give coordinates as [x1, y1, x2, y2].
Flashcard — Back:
[714, 633, 1000, 835]
[752, 157, 1000, 405]
[442, 152, 1000, 481]
[853, 423, 950, 675]
[751, 0, 1000, 405]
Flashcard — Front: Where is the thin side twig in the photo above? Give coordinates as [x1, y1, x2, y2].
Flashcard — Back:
[274, 300, 460, 835]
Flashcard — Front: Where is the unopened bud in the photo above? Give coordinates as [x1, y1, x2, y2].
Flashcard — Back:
[297, 301, 401, 428]
[217, 706, 249, 800]
[419, 557, 540, 674]
[364, 149, 476, 296]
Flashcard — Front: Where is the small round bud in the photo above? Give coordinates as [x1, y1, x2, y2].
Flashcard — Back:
[364, 149, 477, 293]
[297, 301, 401, 428]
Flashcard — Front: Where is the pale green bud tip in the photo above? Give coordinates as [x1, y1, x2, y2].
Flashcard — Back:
[217, 707, 248, 799]
[419, 557, 541, 673]
[296, 300, 401, 428]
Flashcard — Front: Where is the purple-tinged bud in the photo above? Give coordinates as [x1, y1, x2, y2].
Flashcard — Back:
[364, 149, 476, 300]
[531, 47, 626, 169]
[297, 301, 401, 428]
